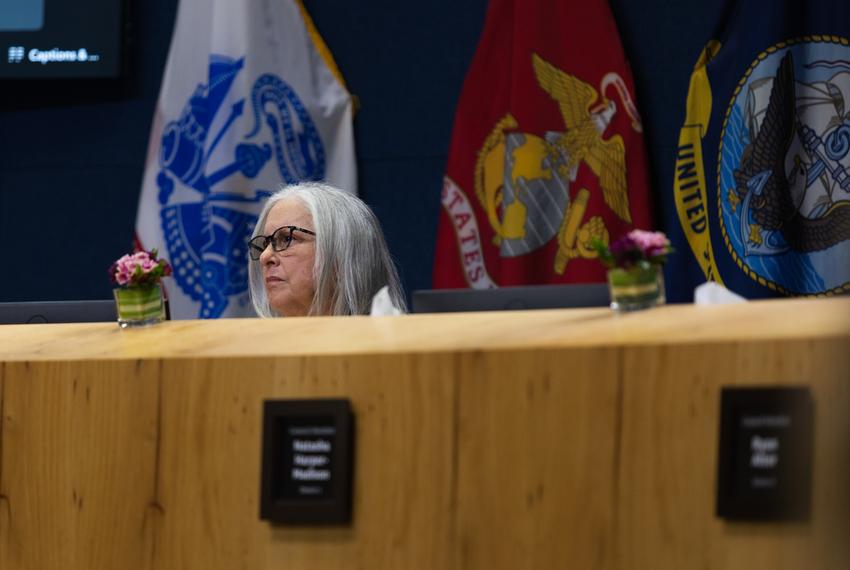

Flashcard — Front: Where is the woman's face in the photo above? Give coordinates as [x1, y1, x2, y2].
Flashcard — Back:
[259, 198, 317, 317]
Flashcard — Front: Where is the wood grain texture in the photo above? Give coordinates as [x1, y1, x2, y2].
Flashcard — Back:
[0, 360, 160, 570]
[455, 347, 621, 569]
[617, 339, 850, 570]
[153, 353, 457, 570]
[0, 364, 7, 566]
[0, 299, 847, 569]
[0, 298, 848, 362]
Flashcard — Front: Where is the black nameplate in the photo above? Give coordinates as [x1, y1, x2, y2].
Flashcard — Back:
[716, 387, 813, 521]
[260, 399, 353, 524]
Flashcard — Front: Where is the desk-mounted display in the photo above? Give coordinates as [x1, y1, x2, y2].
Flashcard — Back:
[716, 387, 813, 521]
[260, 399, 353, 524]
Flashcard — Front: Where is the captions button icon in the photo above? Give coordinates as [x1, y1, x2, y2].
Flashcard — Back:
[7, 46, 25, 63]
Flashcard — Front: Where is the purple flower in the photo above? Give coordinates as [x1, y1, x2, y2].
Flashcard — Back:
[627, 230, 670, 257]
[109, 248, 173, 288]
[594, 228, 672, 270]
[610, 234, 637, 256]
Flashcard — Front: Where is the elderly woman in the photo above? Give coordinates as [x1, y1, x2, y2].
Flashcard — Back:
[248, 182, 406, 317]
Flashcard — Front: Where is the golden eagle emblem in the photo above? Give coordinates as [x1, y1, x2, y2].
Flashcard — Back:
[474, 53, 638, 274]
[532, 53, 632, 223]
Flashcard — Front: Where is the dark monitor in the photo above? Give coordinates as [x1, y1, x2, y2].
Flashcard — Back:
[411, 283, 610, 314]
[0, 300, 117, 324]
[0, 0, 126, 79]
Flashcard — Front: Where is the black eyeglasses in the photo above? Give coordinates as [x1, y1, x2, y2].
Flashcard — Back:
[248, 225, 316, 260]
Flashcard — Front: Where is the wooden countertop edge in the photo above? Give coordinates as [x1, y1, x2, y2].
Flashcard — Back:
[0, 298, 847, 362]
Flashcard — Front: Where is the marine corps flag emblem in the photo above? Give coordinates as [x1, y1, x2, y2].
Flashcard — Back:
[433, 0, 653, 289]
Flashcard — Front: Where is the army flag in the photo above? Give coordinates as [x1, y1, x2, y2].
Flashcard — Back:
[670, 0, 850, 300]
[432, 0, 653, 289]
[136, 0, 356, 319]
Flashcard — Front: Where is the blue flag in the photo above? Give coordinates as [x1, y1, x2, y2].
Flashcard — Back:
[136, 0, 357, 319]
[669, 0, 850, 300]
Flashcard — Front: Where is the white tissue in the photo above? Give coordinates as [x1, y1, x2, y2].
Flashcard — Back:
[694, 281, 747, 305]
[370, 285, 402, 316]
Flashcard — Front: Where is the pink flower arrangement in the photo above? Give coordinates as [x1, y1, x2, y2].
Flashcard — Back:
[109, 249, 172, 288]
[592, 229, 673, 270]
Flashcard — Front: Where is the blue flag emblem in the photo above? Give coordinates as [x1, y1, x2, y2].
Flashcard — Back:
[719, 40, 850, 295]
[155, 54, 325, 317]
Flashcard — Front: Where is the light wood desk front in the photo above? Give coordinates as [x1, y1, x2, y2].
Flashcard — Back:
[0, 298, 847, 569]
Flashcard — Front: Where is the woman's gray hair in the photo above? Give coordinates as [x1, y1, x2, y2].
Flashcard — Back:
[248, 182, 407, 317]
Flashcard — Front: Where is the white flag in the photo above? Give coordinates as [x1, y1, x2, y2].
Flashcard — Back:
[136, 0, 356, 319]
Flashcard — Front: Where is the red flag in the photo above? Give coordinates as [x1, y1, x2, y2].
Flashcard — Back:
[433, 0, 653, 288]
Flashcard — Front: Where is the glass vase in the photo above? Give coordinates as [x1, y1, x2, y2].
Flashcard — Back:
[607, 264, 665, 312]
[113, 284, 165, 328]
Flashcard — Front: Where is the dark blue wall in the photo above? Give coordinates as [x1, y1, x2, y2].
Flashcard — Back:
[0, 0, 720, 304]
[0, 0, 177, 302]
